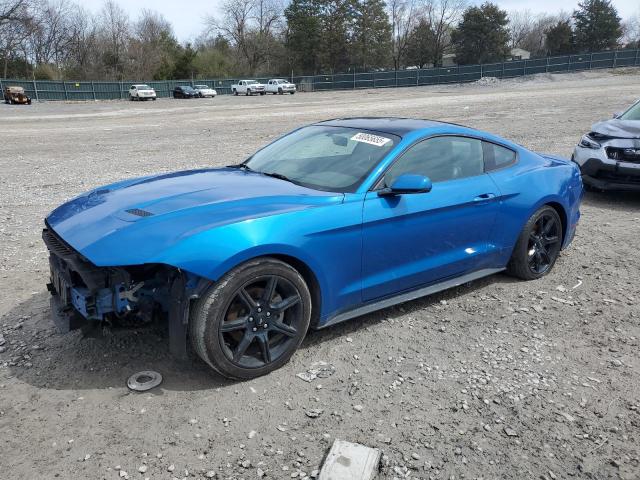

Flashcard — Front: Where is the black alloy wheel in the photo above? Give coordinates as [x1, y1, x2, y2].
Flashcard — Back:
[190, 258, 311, 379]
[507, 205, 563, 280]
[219, 275, 303, 367]
[527, 212, 562, 275]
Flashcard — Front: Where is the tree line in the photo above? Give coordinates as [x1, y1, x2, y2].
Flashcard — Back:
[0, 0, 637, 81]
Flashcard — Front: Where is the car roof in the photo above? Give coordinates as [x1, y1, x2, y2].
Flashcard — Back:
[314, 117, 467, 137]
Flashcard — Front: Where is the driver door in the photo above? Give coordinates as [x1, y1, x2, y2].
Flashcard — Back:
[361, 135, 501, 301]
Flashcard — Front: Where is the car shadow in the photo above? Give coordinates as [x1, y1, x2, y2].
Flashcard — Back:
[582, 189, 640, 210]
[3, 273, 517, 392]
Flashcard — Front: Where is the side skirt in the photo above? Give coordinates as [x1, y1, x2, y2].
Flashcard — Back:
[319, 267, 504, 329]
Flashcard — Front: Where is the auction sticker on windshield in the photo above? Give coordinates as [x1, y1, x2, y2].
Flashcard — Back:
[351, 132, 392, 147]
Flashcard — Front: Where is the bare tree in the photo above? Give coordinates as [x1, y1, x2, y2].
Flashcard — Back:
[388, 0, 419, 70]
[621, 13, 640, 46]
[0, 0, 30, 23]
[425, 0, 466, 66]
[66, 6, 98, 78]
[97, 0, 130, 79]
[0, 0, 33, 77]
[130, 9, 176, 78]
[509, 10, 569, 56]
[27, 0, 77, 69]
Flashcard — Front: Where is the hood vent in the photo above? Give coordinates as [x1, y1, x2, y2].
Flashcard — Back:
[125, 208, 154, 217]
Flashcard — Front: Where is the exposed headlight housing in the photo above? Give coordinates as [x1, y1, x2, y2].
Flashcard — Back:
[579, 134, 601, 149]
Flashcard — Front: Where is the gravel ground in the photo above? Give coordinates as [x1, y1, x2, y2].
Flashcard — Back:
[0, 69, 639, 480]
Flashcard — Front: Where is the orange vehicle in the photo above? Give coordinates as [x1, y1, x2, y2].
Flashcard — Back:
[3, 86, 32, 105]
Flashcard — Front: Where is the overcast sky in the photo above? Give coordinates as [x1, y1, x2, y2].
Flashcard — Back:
[79, 0, 640, 42]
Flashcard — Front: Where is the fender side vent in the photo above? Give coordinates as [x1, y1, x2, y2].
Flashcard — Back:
[125, 208, 154, 217]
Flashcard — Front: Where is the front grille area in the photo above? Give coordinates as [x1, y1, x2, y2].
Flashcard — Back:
[606, 147, 640, 164]
[42, 228, 77, 258]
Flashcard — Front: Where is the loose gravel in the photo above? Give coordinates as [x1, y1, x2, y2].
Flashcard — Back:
[0, 68, 639, 479]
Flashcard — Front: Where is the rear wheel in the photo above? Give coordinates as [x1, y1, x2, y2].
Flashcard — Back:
[233, 89, 238, 96]
[507, 206, 563, 280]
[190, 258, 311, 379]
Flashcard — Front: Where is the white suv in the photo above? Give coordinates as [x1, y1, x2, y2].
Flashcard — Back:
[129, 84, 157, 101]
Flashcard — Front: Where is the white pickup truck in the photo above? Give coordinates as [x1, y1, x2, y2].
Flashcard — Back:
[266, 79, 296, 94]
[231, 80, 266, 96]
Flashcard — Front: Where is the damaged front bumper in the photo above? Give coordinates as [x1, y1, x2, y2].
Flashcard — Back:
[42, 226, 209, 359]
[573, 135, 640, 191]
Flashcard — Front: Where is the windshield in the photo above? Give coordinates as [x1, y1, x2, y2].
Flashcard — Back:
[181, 86, 195, 92]
[246, 80, 258, 85]
[244, 126, 399, 192]
[195, 85, 208, 89]
[137, 85, 151, 90]
[620, 101, 640, 120]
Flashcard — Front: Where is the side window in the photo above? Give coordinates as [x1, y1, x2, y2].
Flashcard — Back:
[384, 136, 484, 186]
[130, 85, 135, 90]
[483, 142, 516, 171]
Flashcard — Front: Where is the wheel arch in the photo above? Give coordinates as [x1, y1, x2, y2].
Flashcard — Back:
[544, 201, 568, 247]
[268, 254, 322, 328]
[191, 248, 326, 329]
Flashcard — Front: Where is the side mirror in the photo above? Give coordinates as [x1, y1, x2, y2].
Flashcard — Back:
[378, 174, 432, 196]
[613, 112, 621, 119]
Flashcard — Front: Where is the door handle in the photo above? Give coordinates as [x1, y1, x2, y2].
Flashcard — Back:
[473, 193, 496, 203]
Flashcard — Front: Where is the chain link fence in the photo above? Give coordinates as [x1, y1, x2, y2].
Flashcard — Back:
[2, 49, 638, 101]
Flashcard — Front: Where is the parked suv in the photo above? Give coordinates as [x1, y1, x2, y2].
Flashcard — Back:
[129, 84, 157, 101]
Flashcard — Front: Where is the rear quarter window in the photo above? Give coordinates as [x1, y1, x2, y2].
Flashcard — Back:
[483, 142, 517, 171]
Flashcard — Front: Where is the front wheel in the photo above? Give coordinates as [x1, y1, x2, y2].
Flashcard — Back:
[190, 258, 311, 379]
[246, 89, 251, 96]
[507, 206, 563, 280]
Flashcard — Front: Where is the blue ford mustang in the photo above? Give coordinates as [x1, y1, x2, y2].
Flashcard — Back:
[43, 118, 583, 379]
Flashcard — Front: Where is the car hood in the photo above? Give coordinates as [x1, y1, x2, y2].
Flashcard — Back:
[46, 168, 342, 266]
[591, 119, 640, 139]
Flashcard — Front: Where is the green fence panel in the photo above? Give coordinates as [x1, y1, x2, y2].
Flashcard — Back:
[2, 48, 637, 100]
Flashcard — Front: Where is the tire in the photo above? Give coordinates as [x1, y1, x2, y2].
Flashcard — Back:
[152, 97, 156, 101]
[233, 89, 238, 96]
[260, 92, 265, 95]
[278, 88, 283, 95]
[129, 95, 134, 101]
[246, 89, 251, 96]
[190, 257, 312, 380]
[290, 91, 295, 94]
[506, 206, 563, 280]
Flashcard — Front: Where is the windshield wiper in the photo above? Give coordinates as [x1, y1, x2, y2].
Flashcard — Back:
[227, 163, 255, 171]
[261, 171, 295, 184]
[228, 164, 295, 184]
